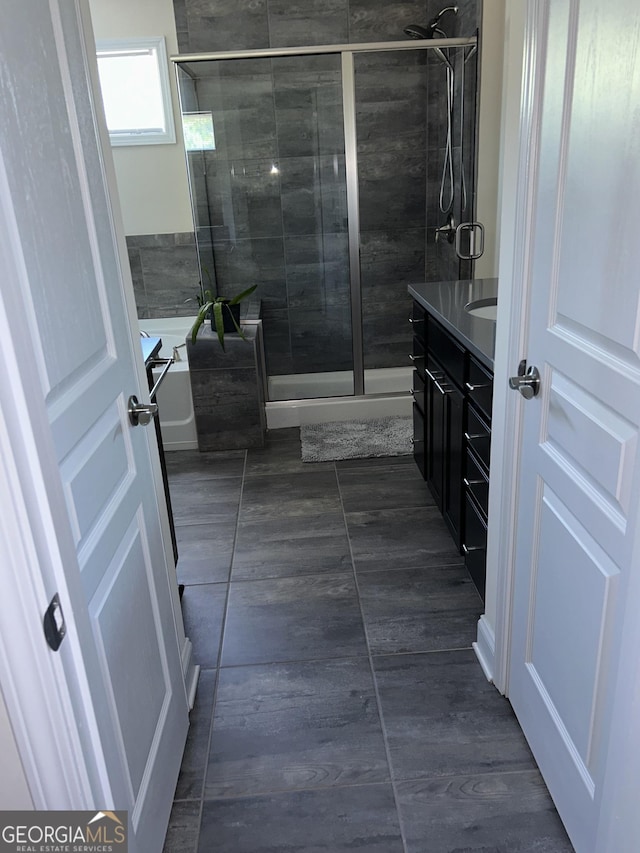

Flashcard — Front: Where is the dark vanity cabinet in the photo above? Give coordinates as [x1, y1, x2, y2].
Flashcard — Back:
[462, 356, 493, 598]
[410, 299, 494, 599]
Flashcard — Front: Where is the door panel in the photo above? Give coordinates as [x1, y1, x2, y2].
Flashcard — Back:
[0, 3, 189, 850]
[508, 1, 640, 849]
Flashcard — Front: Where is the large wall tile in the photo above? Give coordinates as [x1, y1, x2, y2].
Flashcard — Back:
[268, 0, 349, 48]
[185, 0, 269, 52]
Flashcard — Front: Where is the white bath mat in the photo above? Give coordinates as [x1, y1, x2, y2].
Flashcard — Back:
[300, 416, 413, 462]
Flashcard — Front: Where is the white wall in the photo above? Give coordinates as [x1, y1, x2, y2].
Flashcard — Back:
[88, 0, 193, 236]
[475, 0, 506, 278]
[0, 687, 33, 808]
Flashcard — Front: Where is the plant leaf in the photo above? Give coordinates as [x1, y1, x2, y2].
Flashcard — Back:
[190, 301, 212, 344]
[228, 284, 258, 305]
[213, 300, 225, 350]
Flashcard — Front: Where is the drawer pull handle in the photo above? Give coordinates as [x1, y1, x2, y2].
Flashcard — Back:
[425, 367, 444, 382]
[464, 431, 487, 441]
[408, 316, 425, 325]
[410, 437, 424, 446]
[462, 544, 484, 555]
[465, 381, 490, 392]
[463, 477, 484, 487]
[435, 380, 453, 396]
[409, 354, 424, 363]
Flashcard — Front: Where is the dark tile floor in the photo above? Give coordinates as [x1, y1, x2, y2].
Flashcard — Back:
[162, 429, 573, 853]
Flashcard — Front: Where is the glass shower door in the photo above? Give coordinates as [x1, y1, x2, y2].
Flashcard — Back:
[178, 54, 353, 400]
[353, 45, 478, 394]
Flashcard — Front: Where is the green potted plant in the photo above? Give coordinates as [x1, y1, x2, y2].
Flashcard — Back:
[190, 285, 257, 350]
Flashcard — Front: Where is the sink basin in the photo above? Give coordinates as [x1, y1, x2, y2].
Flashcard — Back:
[465, 297, 497, 321]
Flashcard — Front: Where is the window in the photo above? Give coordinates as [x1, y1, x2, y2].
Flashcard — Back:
[96, 37, 176, 146]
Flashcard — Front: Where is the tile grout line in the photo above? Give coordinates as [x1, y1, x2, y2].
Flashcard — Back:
[333, 462, 410, 853]
[191, 448, 248, 853]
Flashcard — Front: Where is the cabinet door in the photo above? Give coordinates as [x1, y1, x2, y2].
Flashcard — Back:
[412, 403, 426, 478]
[443, 382, 464, 549]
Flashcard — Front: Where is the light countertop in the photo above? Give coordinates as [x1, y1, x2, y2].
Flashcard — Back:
[408, 278, 498, 369]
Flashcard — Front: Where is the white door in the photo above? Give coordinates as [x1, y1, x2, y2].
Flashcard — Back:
[0, 1, 188, 849]
[507, 1, 640, 850]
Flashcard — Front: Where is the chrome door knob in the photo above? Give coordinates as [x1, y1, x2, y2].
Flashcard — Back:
[128, 395, 158, 426]
[509, 364, 540, 399]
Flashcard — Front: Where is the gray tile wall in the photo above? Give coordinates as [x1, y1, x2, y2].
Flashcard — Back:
[127, 232, 200, 318]
[174, 0, 480, 375]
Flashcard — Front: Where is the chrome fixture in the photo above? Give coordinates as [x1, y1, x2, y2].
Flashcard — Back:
[172, 342, 186, 362]
[128, 395, 158, 426]
[509, 360, 541, 400]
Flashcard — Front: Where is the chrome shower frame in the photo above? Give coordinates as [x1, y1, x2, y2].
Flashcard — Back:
[172, 36, 477, 397]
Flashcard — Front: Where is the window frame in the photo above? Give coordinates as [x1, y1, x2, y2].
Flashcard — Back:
[95, 36, 176, 147]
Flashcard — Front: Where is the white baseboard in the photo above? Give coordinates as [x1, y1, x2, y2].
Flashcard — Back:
[473, 614, 496, 684]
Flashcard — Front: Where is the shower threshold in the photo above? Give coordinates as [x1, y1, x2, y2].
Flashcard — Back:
[266, 367, 412, 429]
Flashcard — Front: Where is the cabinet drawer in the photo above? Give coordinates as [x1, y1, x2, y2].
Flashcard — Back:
[412, 403, 426, 478]
[410, 301, 426, 346]
[464, 449, 489, 517]
[466, 357, 493, 423]
[465, 404, 491, 472]
[463, 492, 487, 600]
[411, 370, 425, 414]
[427, 316, 465, 390]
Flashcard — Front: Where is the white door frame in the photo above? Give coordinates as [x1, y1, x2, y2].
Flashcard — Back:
[474, 0, 534, 693]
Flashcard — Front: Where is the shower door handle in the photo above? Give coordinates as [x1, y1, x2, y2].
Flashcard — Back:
[455, 222, 484, 260]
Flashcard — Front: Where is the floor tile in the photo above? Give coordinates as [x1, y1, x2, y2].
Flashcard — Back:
[373, 650, 537, 781]
[240, 470, 341, 521]
[335, 454, 415, 471]
[199, 784, 404, 852]
[338, 463, 435, 512]
[162, 800, 200, 853]
[174, 669, 217, 801]
[204, 658, 389, 798]
[358, 566, 482, 654]
[181, 584, 228, 668]
[175, 522, 236, 585]
[346, 506, 463, 572]
[221, 574, 367, 666]
[396, 771, 574, 853]
[166, 448, 246, 481]
[171, 477, 242, 524]
[232, 511, 352, 580]
[245, 437, 334, 475]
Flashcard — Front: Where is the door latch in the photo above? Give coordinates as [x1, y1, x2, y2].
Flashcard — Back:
[43, 593, 66, 651]
[509, 359, 541, 399]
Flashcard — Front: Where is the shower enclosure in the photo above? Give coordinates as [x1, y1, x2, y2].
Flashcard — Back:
[174, 35, 478, 403]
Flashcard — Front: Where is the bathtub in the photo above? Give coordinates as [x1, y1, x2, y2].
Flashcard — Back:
[138, 316, 412, 442]
[139, 317, 198, 451]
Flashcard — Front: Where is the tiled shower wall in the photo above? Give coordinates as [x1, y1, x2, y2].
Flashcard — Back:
[173, 0, 480, 374]
[128, 232, 200, 319]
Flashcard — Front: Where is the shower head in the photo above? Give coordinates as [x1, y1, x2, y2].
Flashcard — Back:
[426, 6, 459, 35]
[403, 23, 430, 39]
[403, 6, 458, 70]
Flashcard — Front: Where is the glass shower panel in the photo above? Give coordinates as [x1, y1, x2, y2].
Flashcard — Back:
[354, 46, 475, 394]
[177, 55, 352, 401]
[353, 49, 430, 392]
